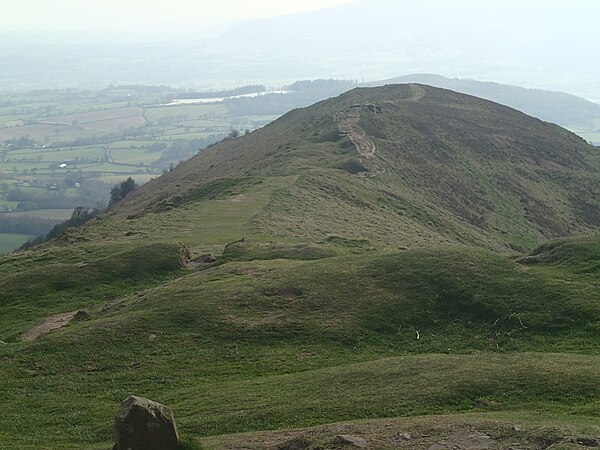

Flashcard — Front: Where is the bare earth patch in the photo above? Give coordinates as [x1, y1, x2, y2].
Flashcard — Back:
[201, 414, 594, 449]
[335, 109, 386, 177]
[429, 431, 494, 449]
[230, 194, 248, 203]
[22, 311, 79, 342]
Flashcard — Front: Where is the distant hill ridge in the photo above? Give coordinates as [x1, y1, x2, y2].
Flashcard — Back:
[369, 74, 600, 133]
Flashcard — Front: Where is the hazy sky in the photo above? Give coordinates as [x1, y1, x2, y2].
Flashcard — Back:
[2, 0, 599, 100]
[3, 0, 356, 35]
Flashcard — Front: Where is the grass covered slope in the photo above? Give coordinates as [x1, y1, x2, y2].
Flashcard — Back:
[68, 84, 600, 253]
[1, 237, 600, 447]
[1, 85, 600, 448]
[0, 242, 185, 342]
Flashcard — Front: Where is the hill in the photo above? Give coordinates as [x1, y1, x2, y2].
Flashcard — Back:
[369, 74, 600, 138]
[1, 85, 600, 449]
[2, 237, 600, 448]
[90, 84, 600, 253]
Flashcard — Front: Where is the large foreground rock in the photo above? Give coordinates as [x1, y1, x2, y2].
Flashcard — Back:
[114, 395, 180, 450]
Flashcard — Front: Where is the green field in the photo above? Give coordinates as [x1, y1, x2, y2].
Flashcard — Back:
[0, 86, 280, 253]
[109, 147, 164, 165]
[7, 209, 74, 220]
[144, 104, 229, 122]
[0, 232, 33, 253]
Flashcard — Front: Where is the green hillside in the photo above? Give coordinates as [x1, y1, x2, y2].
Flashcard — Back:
[81, 84, 600, 254]
[1, 85, 600, 449]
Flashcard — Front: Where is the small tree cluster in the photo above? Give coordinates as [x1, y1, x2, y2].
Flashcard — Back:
[19, 207, 100, 250]
[109, 177, 137, 206]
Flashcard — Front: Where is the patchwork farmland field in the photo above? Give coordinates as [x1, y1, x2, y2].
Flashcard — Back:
[0, 85, 282, 252]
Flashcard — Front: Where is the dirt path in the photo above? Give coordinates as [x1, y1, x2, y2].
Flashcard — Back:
[409, 83, 427, 102]
[335, 109, 386, 177]
[22, 311, 78, 342]
[334, 86, 426, 177]
[336, 110, 377, 159]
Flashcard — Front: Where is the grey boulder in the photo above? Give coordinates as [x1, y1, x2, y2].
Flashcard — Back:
[113, 395, 180, 450]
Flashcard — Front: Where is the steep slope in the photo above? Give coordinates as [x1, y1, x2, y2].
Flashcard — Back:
[86, 84, 600, 253]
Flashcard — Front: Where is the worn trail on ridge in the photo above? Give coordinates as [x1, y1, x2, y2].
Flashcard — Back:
[335, 106, 385, 177]
[336, 109, 377, 159]
[334, 84, 426, 176]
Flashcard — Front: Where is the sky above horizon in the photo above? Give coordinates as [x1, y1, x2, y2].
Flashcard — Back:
[2, 0, 356, 37]
[2, 0, 599, 100]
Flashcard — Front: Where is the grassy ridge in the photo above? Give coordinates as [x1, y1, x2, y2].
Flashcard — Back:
[523, 236, 600, 273]
[63, 241, 599, 352]
[0, 242, 184, 342]
[174, 352, 600, 435]
[0, 237, 599, 447]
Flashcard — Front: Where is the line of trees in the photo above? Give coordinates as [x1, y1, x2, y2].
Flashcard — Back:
[178, 85, 266, 99]
[2, 136, 36, 149]
[19, 207, 100, 250]
[19, 177, 139, 250]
